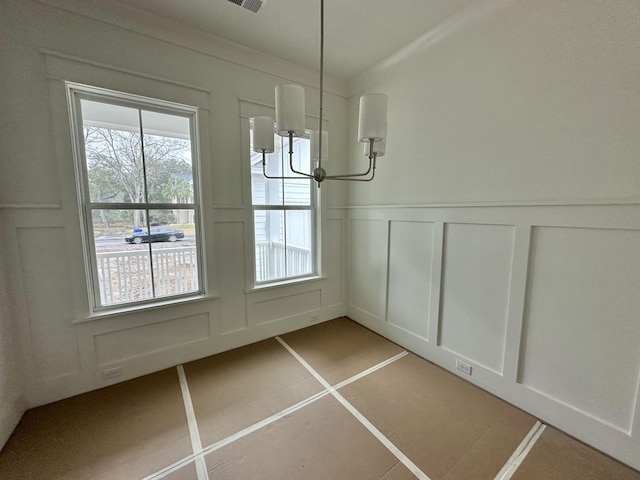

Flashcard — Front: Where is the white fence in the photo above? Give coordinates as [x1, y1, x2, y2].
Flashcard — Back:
[97, 242, 311, 305]
[255, 241, 312, 282]
[97, 246, 198, 305]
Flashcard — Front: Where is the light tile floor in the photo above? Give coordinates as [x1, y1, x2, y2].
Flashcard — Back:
[0, 317, 638, 479]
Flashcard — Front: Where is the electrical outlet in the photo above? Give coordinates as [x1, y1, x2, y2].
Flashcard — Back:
[102, 367, 122, 380]
[456, 360, 472, 376]
[310, 313, 320, 323]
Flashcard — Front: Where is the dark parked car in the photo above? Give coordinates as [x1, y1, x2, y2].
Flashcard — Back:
[125, 226, 184, 244]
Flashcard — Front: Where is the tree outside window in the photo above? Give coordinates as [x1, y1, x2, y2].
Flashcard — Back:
[69, 87, 204, 309]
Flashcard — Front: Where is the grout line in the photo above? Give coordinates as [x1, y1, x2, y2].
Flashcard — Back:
[494, 421, 546, 480]
[275, 336, 432, 480]
[145, 350, 408, 480]
[176, 365, 209, 480]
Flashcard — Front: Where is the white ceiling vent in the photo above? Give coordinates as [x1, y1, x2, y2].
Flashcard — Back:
[227, 0, 266, 13]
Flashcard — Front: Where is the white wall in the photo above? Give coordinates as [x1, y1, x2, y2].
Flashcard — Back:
[3, 0, 640, 471]
[346, 0, 640, 470]
[0, 0, 348, 432]
[0, 211, 27, 448]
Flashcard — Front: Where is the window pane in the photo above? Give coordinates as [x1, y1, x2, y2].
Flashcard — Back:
[283, 136, 311, 206]
[92, 209, 153, 306]
[75, 89, 204, 311]
[249, 122, 315, 285]
[141, 111, 194, 204]
[81, 100, 145, 203]
[250, 133, 312, 206]
[148, 209, 199, 298]
[251, 138, 283, 206]
[286, 210, 313, 277]
[91, 208, 199, 307]
[254, 210, 285, 282]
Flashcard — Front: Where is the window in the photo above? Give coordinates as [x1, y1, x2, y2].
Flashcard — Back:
[250, 123, 317, 284]
[68, 85, 204, 310]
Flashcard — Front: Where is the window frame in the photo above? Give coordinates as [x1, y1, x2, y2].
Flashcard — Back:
[67, 83, 206, 312]
[247, 119, 320, 287]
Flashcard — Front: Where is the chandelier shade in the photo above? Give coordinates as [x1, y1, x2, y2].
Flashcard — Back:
[275, 84, 306, 137]
[251, 0, 388, 185]
[252, 116, 275, 153]
[358, 94, 388, 142]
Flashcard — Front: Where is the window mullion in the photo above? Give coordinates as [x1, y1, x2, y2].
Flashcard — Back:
[71, 85, 203, 310]
[138, 109, 157, 299]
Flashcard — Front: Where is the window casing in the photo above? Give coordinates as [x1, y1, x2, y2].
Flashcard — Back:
[250, 123, 317, 284]
[68, 85, 205, 311]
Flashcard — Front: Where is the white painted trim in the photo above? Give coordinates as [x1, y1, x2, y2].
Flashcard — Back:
[339, 198, 640, 209]
[42, 49, 210, 94]
[345, 200, 640, 469]
[0, 203, 62, 209]
[275, 336, 431, 480]
[73, 294, 219, 324]
[176, 365, 209, 480]
[502, 226, 532, 382]
[429, 222, 444, 345]
[245, 276, 326, 294]
[34, 0, 347, 97]
[494, 422, 546, 480]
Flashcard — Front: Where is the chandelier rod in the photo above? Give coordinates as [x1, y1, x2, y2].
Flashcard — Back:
[254, 0, 387, 185]
[318, 0, 324, 173]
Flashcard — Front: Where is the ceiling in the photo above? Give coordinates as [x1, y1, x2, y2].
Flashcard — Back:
[116, 0, 477, 80]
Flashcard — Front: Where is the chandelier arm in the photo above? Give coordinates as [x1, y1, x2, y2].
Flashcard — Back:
[262, 151, 312, 179]
[325, 155, 377, 181]
[325, 171, 376, 182]
[284, 131, 314, 178]
[323, 154, 376, 179]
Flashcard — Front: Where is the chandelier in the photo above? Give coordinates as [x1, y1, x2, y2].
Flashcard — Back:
[251, 0, 388, 185]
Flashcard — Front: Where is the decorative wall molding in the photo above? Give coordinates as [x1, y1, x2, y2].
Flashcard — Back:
[342, 197, 640, 209]
[34, 0, 348, 97]
[0, 203, 62, 209]
[42, 49, 212, 95]
[346, 202, 640, 471]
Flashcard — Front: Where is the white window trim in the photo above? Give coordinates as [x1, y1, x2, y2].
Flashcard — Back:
[240, 108, 323, 289]
[67, 83, 207, 313]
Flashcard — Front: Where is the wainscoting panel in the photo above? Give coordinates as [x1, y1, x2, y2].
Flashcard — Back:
[213, 221, 248, 334]
[346, 203, 640, 470]
[94, 313, 210, 366]
[349, 219, 387, 320]
[324, 218, 344, 308]
[17, 227, 80, 379]
[520, 226, 640, 432]
[248, 288, 321, 326]
[439, 223, 515, 375]
[386, 221, 434, 341]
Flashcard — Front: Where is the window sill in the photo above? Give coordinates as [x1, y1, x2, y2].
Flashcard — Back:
[73, 293, 219, 324]
[245, 275, 326, 293]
